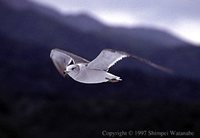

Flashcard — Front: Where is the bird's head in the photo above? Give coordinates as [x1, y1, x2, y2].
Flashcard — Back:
[64, 64, 79, 76]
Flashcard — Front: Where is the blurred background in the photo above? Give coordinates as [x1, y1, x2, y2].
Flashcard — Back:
[0, 0, 200, 137]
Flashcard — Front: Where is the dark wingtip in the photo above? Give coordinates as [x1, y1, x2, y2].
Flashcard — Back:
[160, 67, 174, 74]
[129, 55, 174, 74]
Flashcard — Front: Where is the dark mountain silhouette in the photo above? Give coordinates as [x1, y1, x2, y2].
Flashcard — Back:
[3, 0, 184, 48]
[65, 13, 106, 32]
[63, 14, 188, 50]
[0, 0, 189, 48]
[0, 0, 30, 10]
[0, 0, 200, 137]
[1, 0, 200, 79]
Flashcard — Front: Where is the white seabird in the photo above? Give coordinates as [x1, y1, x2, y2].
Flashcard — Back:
[50, 48, 172, 84]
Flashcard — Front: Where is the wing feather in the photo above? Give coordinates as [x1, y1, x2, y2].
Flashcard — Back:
[50, 48, 89, 77]
[88, 49, 173, 73]
[52, 49, 89, 63]
[87, 49, 129, 71]
[130, 54, 173, 73]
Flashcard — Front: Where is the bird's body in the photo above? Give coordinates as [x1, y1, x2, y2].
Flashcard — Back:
[50, 48, 172, 84]
[68, 63, 120, 83]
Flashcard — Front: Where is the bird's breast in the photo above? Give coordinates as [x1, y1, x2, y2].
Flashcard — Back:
[73, 68, 109, 84]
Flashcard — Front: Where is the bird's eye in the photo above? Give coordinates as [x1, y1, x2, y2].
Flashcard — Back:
[69, 60, 74, 65]
[72, 67, 75, 70]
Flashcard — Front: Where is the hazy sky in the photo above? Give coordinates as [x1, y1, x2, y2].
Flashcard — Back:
[30, 0, 200, 45]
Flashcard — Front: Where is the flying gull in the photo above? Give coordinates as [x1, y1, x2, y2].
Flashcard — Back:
[50, 48, 172, 84]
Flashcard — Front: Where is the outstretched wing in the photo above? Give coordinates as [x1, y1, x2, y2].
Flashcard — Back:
[88, 49, 172, 73]
[130, 54, 173, 73]
[50, 48, 89, 77]
[87, 49, 129, 71]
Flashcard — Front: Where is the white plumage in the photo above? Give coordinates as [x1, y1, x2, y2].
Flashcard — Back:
[50, 48, 172, 84]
